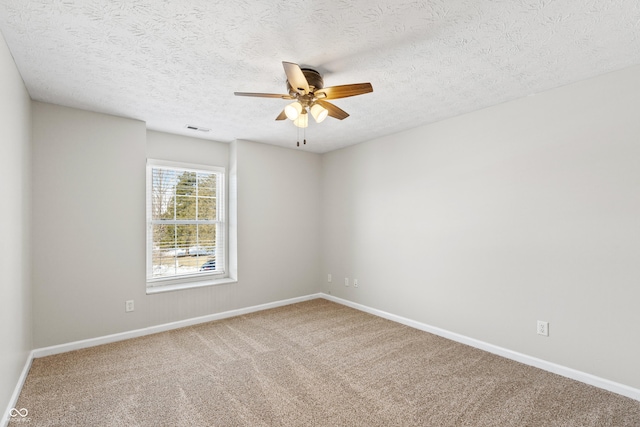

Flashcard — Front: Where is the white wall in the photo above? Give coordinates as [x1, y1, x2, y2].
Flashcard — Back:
[0, 32, 32, 415]
[234, 139, 321, 305]
[321, 65, 640, 389]
[31, 103, 147, 347]
[31, 108, 322, 348]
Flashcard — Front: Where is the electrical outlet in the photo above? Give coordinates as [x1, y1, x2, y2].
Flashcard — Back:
[353, 279, 359, 288]
[344, 278, 349, 287]
[537, 320, 549, 336]
[328, 274, 332, 283]
[125, 300, 134, 313]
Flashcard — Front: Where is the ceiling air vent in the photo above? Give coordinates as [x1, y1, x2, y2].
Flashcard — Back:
[185, 125, 210, 132]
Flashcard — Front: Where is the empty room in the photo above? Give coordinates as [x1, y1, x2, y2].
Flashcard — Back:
[1, 1, 640, 425]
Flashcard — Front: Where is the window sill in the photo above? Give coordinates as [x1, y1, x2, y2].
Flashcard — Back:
[146, 277, 237, 294]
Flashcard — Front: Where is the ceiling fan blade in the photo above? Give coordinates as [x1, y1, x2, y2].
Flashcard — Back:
[282, 61, 309, 95]
[315, 83, 373, 100]
[316, 100, 349, 120]
[275, 110, 287, 120]
[234, 92, 294, 99]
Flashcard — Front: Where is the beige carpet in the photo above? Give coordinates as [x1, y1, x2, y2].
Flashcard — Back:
[15, 299, 640, 426]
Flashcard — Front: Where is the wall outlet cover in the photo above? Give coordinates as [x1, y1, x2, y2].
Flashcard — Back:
[537, 320, 549, 336]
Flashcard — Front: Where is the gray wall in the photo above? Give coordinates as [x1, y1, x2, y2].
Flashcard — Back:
[31, 105, 322, 348]
[321, 65, 640, 389]
[0, 32, 32, 414]
[31, 103, 147, 347]
[234, 139, 321, 306]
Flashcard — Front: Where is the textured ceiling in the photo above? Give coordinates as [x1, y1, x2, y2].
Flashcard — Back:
[1, 1, 639, 153]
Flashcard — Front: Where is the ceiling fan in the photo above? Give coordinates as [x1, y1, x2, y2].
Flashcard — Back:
[234, 61, 373, 129]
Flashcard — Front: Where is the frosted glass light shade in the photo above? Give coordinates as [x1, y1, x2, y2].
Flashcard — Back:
[284, 102, 302, 120]
[310, 103, 328, 123]
[293, 112, 308, 128]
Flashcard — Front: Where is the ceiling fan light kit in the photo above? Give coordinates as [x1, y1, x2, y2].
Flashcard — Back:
[285, 101, 302, 120]
[310, 103, 328, 123]
[235, 61, 373, 142]
[293, 110, 309, 128]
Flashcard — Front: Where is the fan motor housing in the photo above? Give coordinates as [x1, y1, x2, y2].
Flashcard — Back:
[287, 68, 324, 94]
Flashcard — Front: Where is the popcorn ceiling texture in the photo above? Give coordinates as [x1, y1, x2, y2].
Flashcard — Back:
[0, 0, 639, 152]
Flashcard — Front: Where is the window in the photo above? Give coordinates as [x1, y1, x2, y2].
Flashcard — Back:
[146, 159, 225, 289]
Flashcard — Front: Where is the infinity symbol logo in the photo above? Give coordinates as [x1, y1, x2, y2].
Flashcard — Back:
[10, 408, 28, 417]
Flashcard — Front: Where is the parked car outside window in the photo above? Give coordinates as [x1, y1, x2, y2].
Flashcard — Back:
[200, 259, 216, 271]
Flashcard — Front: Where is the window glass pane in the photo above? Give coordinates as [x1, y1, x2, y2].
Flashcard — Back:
[152, 224, 179, 278]
[175, 224, 197, 252]
[162, 199, 175, 220]
[153, 224, 176, 251]
[196, 224, 217, 272]
[175, 195, 196, 220]
[197, 173, 216, 196]
[198, 196, 216, 220]
[197, 172, 216, 220]
[175, 171, 197, 195]
[151, 168, 177, 220]
[152, 253, 178, 278]
[198, 224, 216, 249]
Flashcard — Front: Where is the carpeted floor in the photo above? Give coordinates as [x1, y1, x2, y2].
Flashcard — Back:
[15, 299, 640, 426]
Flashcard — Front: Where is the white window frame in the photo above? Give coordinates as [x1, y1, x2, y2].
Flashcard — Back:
[146, 159, 229, 292]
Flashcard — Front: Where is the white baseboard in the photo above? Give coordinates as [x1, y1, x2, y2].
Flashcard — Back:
[16, 291, 639, 413]
[33, 293, 322, 358]
[321, 293, 640, 402]
[2, 351, 34, 427]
